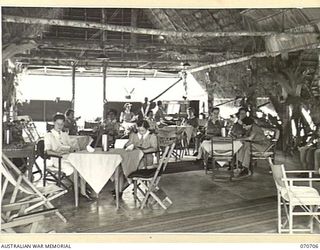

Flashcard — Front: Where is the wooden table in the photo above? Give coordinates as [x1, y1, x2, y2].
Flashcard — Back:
[68, 148, 143, 209]
[2, 143, 36, 182]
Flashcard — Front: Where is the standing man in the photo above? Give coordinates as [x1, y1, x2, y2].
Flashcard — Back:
[139, 97, 150, 120]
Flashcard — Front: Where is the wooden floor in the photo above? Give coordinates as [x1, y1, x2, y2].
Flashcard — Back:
[8, 152, 320, 234]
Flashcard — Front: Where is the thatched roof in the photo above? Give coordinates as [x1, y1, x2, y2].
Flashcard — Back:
[2, 7, 320, 97]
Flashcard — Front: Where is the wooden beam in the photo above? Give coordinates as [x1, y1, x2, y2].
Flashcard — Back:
[189, 43, 320, 73]
[3, 15, 317, 38]
[32, 37, 246, 53]
[3, 41, 37, 61]
[188, 52, 267, 73]
[14, 54, 218, 64]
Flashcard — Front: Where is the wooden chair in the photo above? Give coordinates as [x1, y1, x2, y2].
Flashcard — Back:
[208, 136, 236, 181]
[1, 154, 68, 225]
[36, 139, 72, 189]
[128, 137, 176, 210]
[250, 128, 280, 173]
[268, 158, 320, 233]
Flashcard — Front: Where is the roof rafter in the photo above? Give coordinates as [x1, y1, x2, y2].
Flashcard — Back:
[3, 15, 318, 38]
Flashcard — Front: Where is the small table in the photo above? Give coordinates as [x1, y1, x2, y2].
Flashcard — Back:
[2, 143, 36, 182]
[68, 148, 143, 209]
[200, 139, 243, 155]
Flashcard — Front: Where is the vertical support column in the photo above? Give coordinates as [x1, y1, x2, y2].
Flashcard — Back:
[71, 63, 76, 109]
[205, 71, 214, 112]
[130, 9, 138, 45]
[102, 62, 107, 120]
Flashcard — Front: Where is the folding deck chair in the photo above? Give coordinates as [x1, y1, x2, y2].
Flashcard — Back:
[268, 158, 320, 234]
[128, 137, 176, 210]
[1, 208, 58, 233]
[1, 154, 68, 225]
[250, 128, 280, 173]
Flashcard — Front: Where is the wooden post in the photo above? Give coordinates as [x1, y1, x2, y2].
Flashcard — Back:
[130, 9, 138, 45]
[71, 63, 76, 109]
[205, 72, 214, 112]
[102, 62, 107, 120]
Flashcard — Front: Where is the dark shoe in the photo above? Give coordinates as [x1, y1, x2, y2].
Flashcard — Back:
[193, 152, 199, 157]
[238, 168, 251, 177]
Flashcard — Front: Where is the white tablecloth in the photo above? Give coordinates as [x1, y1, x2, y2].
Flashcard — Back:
[67, 148, 143, 194]
[200, 140, 243, 155]
[68, 149, 122, 194]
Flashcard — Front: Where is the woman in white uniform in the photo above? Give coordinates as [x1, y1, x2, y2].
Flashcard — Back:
[44, 113, 93, 200]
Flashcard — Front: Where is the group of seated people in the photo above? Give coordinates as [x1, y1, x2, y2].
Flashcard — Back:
[298, 126, 320, 172]
[44, 100, 280, 202]
[181, 106, 277, 177]
[44, 109, 160, 200]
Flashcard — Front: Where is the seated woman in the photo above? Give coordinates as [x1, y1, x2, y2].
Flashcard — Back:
[155, 100, 168, 125]
[44, 113, 93, 200]
[125, 120, 158, 168]
[119, 103, 138, 136]
[112, 120, 158, 199]
[182, 107, 199, 128]
[64, 108, 79, 135]
[181, 107, 199, 154]
[236, 117, 270, 177]
[120, 103, 137, 123]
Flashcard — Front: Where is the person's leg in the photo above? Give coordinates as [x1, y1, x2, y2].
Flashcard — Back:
[196, 141, 207, 160]
[80, 178, 86, 195]
[306, 147, 316, 170]
[61, 160, 93, 199]
[298, 146, 310, 169]
[314, 149, 320, 173]
[240, 142, 251, 169]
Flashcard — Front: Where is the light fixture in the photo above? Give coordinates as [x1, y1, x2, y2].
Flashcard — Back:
[182, 61, 191, 67]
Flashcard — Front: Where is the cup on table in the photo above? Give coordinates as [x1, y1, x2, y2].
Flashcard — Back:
[102, 134, 108, 151]
[221, 127, 226, 137]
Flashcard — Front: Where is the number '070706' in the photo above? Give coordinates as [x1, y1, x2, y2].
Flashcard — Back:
[300, 244, 319, 248]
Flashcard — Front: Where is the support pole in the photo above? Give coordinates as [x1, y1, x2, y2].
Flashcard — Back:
[71, 63, 76, 109]
[102, 62, 107, 119]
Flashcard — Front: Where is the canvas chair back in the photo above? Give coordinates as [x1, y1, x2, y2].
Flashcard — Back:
[151, 137, 176, 185]
[36, 139, 46, 159]
[268, 157, 288, 191]
[211, 137, 234, 158]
